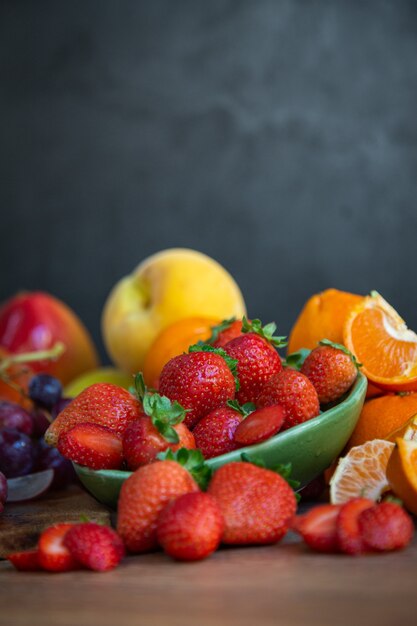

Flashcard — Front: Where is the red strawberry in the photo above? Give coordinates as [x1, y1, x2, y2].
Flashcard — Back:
[358, 502, 414, 552]
[193, 405, 243, 459]
[257, 368, 320, 429]
[45, 383, 141, 446]
[336, 497, 374, 555]
[57, 423, 123, 470]
[208, 462, 297, 545]
[300, 340, 358, 404]
[64, 523, 125, 571]
[209, 318, 245, 348]
[117, 459, 199, 553]
[158, 349, 236, 429]
[123, 374, 195, 469]
[233, 405, 285, 447]
[38, 523, 79, 572]
[291, 504, 341, 553]
[7, 549, 41, 571]
[157, 492, 224, 561]
[223, 318, 286, 404]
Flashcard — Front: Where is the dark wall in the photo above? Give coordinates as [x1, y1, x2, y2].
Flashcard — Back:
[1, 0, 417, 361]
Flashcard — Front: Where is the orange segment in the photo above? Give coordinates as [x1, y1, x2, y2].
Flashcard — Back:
[344, 292, 417, 391]
[329, 439, 394, 504]
[288, 289, 363, 354]
[143, 316, 220, 388]
[347, 392, 417, 448]
[386, 438, 417, 515]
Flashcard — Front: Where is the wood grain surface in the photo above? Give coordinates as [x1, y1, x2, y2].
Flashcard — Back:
[0, 487, 415, 626]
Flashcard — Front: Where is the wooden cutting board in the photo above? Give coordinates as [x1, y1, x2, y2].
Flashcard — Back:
[0, 486, 111, 558]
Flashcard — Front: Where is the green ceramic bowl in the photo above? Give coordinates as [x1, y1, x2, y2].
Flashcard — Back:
[74, 373, 367, 508]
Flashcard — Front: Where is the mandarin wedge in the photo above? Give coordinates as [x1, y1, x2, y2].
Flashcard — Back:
[386, 438, 417, 516]
[329, 439, 394, 504]
[344, 292, 417, 392]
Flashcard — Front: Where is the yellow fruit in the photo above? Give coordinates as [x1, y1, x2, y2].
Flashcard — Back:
[64, 367, 134, 397]
[101, 249, 246, 373]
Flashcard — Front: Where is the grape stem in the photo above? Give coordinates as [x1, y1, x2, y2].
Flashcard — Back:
[0, 342, 65, 373]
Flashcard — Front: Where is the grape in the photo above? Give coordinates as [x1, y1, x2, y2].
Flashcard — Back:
[0, 401, 34, 435]
[28, 374, 62, 409]
[0, 471, 7, 507]
[35, 439, 76, 490]
[51, 397, 72, 420]
[0, 428, 35, 478]
[31, 407, 51, 438]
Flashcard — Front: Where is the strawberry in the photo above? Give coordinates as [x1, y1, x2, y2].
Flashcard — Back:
[300, 340, 358, 404]
[158, 348, 237, 429]
[223, 318, 286, 404]
[157, 492, 224, 561]
[208, 318, 245, 348]
[233, 405, 285, 447]
[38, 523, 79, 572]
[208, 461, 297, 545]
[291, 504, 341, 553]
[192, 402, 244, 459]
[358, 501, 414, 552]
[117, 459, 199, 553]
[7, 549, 41, 571]
[123, 373, 195, 469]
[64, 523, 125, 571]
[45, 383, 141, 446]
[336, 497, 374, 555]
[256, 368, 320, 430]
[57, 423, 123, 470]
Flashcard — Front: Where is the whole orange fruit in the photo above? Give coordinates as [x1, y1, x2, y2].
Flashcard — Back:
[288, 289, 363, 355]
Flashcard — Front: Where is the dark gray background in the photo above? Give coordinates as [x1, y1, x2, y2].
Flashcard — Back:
[1, 0, 417, 362]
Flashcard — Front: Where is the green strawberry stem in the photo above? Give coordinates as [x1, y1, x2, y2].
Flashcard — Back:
[206, 317, 236, 344]
[226, 399, 256, 418]
[157, 448, 212, 490]
[241, 316, 287, 348]
[283, 349, 311, 370]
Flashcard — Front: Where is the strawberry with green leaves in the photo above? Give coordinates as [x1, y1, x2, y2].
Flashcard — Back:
[300, 340, 359, 404]
[158, 346, 238, 429]
[122, 374, 195, 470]
[223, 317, 286, 404]
[208, 317, 245, 348]
[192, 400, 253, 459]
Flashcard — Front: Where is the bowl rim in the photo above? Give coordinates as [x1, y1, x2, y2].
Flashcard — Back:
[74, 371, 367, 480]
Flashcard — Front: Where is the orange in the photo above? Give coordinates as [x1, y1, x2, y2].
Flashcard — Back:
[143, 316, 220, 388]
[288, 288, 363, 354]
[347, 393, 417, 448]
[344, 292, 417, 392]
[329, 439, 394, 504]
[386, 414, 417, 443]
[386, 438, 417, 515]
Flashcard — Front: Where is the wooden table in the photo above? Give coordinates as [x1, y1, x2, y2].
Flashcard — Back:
[0, 490, 416, 626]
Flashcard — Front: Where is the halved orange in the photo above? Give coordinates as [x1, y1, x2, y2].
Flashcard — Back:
[386, 438, 417, 515]
[329, 439, 395, 504]
[343, 292, 417, 392]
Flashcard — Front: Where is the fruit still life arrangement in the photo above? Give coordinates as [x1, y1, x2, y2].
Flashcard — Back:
[1, 248, 416, 573]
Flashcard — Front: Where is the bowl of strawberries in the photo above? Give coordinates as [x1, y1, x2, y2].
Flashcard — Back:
[45, 318, 367, 507]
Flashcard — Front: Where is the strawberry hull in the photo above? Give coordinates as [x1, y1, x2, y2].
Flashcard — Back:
[73, 373, 367, 508]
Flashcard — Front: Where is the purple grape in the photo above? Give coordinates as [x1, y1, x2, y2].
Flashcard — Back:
[0, 401, 34, 436]
[35, 439, 76, 490]
[0, 471, 7, 507]
[28, 374, 62, 409]
[31, 407, 52, 438]
[51, 397, 72, 421]
[0, 428, 35, 478]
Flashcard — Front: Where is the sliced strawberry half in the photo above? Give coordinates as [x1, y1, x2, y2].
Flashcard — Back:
[57, 423, 123, 470]
[291, 504, 342, 553]
[336, 497, 374, 555]
[38, 523, 79, 572]
[7, 549, 41, 571]
[233, 405, 285, 447]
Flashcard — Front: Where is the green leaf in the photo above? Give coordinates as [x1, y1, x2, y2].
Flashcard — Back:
[156, 448, 212, 490]
[240, 452, 266, 468]
[241, 316, 287, 348]
[240, 454, 300, 491]
[319, 339, 362, 368]
[284, 349, 311, 370]
[134, 372, 146, 402]
[188, 343, 240, 392]
[206, 318, 236, 344]
[227, 399, 256, 417]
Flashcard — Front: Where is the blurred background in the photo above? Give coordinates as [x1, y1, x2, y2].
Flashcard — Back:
[1, 0, 417, 361]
